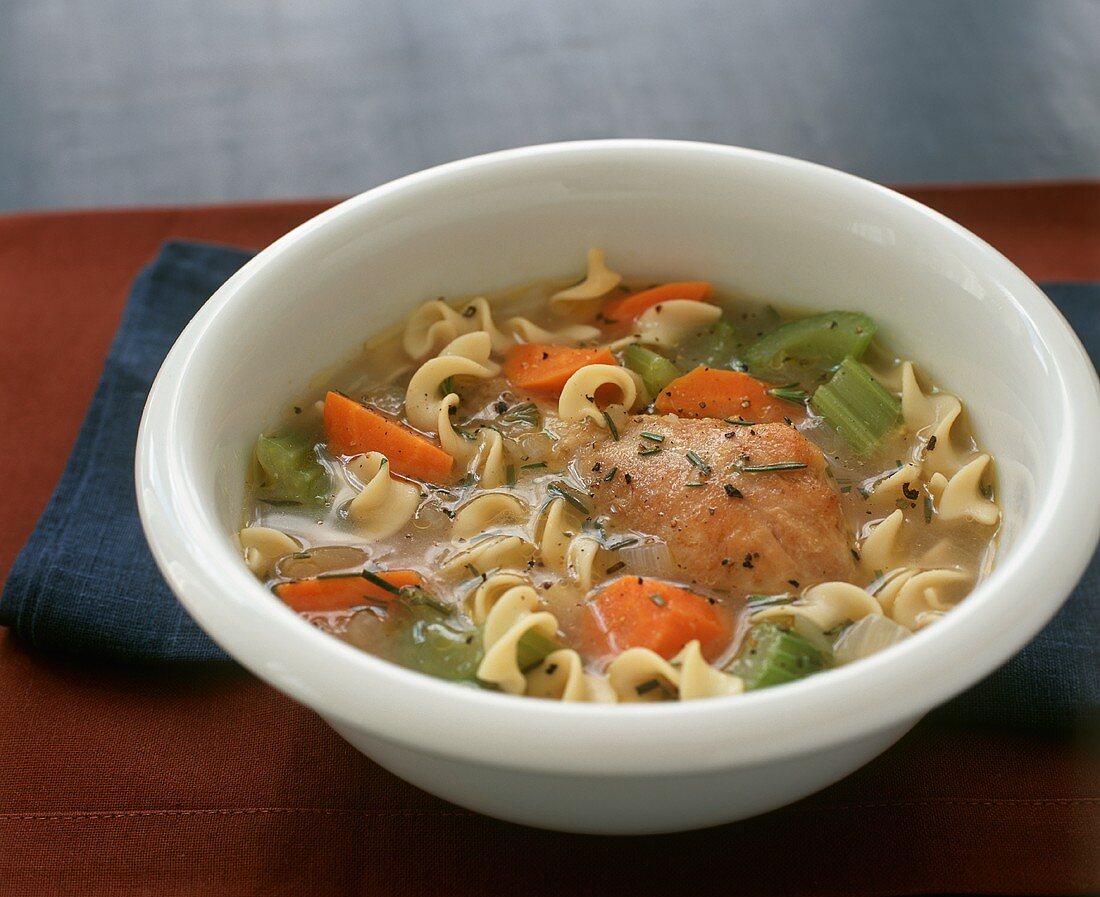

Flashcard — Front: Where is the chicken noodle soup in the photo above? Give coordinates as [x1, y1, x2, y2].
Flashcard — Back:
[237, 249, 1000, 702]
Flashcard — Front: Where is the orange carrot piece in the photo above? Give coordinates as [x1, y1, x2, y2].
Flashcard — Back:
[604, 282, 713, 321]
[654, 367, 798, 424]
[583, 576, 732, 662]
[503, 344, 616, 396]
[323, 391, 453, 483]
[275, 570, 423, 613]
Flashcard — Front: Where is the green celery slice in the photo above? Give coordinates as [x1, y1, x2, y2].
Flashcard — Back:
[391, 598, 484, 682]
[811, 356, 901, 455]
[742, 311, 876, 375]
[727, 622, 829, 690]
[622, 345, 681, 397]
[514, 629, 560, 672]
[254, 434, 330, 506]
[675, 318, 742, 371]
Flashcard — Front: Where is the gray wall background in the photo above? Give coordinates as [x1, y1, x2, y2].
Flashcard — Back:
[1, 0, 1098, 212]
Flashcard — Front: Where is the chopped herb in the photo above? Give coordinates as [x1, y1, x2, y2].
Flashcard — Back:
[439, 376, 455, 397]
[457, 472, 478, 488]
[724, 484, 743, 499]
[521, 461, 547, 470]
[360, 569, 402, 594]
[766, 384, 809, 404]
[603, 411, 620, 441]
[494, 400, 509, 415]
[723, 417, 755, 426]
[603, 466, 619, 482]
[635, 678, 662, 696]
[923, 494, 933, 524]
[548, 481, 591, 516]
[686, 451, 712, 476]
[397, 585, 451, 615]
[639, 431, 665, 443]
[685, 482, 705, 488]
[506, 464, 516, 487]
[540, 428, 559, 442]
[607, 537, 638, 551]
[638, 445, 662, 456]
[840, 484, 852, 493]
[606, 561, 627, 575]
[741, 461, 808, 472]
[648, 593, 667, 607]
[746, 594, 793, 608]
[502, 402, 540, 428]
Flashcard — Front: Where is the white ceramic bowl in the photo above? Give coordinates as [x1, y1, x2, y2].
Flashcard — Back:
[137, 140, 1100, 834]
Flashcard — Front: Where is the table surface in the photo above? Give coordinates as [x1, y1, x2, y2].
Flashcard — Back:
[0, 183, 1097, 896]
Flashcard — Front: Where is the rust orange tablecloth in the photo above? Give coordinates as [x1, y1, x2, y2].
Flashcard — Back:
[1, 183, 1098, 896]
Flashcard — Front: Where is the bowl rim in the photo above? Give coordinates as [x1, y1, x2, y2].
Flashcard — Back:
[136, 139, 1100, 775]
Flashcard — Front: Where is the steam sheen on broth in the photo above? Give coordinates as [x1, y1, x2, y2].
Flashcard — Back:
[236, 250, 1000, 702]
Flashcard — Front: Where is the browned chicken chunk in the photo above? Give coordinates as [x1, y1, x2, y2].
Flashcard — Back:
[558, 414, 856, 594]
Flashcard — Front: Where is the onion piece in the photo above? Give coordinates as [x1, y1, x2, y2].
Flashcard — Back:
[832, 614, 910, 665]
[275, 545, 369, 579]
[618, 541, 674, 578]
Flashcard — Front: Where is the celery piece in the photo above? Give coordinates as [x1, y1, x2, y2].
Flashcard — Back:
[742, 311, 876, 376]
[514, 629, 560, 672]
[622, 345, 681, 397]
[396, 610, 484, 682]
[727, 622, 829, 690]
[675, 318, 742, 371]
[811, 356, 901, 455]
[254, 434, 329, 506]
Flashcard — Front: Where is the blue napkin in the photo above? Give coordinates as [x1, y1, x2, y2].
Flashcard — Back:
[1, 242, 1096, 728]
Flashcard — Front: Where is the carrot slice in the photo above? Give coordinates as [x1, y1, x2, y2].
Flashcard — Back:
[323, 391, 453, 483]
[583, 576, 732, 662]
[503, 344, 616, 396]
[275, 570, 423, 613]
[604, 282, 713, 321]
[654, 367, 799, 424]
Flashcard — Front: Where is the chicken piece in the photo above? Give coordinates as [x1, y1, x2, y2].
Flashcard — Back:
[558, 415, 855, 594]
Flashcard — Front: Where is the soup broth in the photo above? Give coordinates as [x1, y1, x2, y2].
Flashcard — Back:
[237, 250, 999, 702]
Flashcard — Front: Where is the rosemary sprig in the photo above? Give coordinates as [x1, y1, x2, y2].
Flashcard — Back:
[602, 411, 620, 441]
[548, 480, 591, 516]
[741, 461, 808, 472]
[686, 450, 712, 477]
[501, 402, 540, 428]
[766, 383, 809, 404]
[746, 593, 794, 609]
